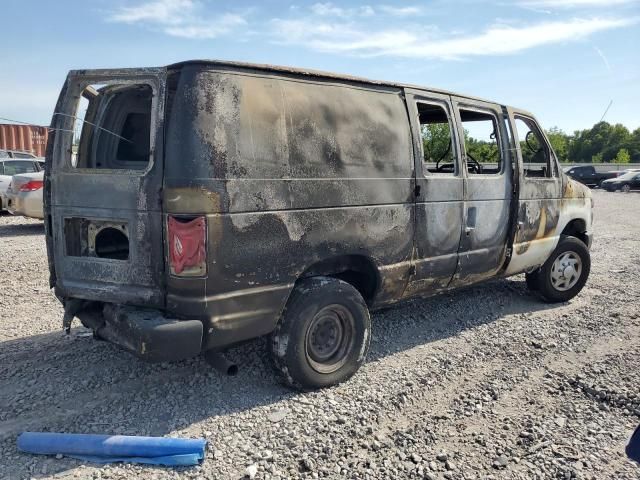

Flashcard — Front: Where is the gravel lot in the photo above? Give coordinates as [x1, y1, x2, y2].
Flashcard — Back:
[0, 190, 638, 480]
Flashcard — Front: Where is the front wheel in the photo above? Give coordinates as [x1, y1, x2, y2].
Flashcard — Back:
[270, 277, 371, 391]
[622, 184, 631, 193]
[536, 235, 590, 303]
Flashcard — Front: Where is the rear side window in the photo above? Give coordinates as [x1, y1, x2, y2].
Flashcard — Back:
[459, 109, 502, 175]
[72, 83, 153, 170]
[417, 102, 456, 175]
[1, 161, 37, 175]
[12, 152, 35, 159]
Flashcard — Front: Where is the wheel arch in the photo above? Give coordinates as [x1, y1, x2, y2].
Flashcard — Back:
[560, 218, 588, 246]
[297, 254, 380, 306]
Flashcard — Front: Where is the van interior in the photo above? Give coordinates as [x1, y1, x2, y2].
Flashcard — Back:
[73, 83, 152, 170]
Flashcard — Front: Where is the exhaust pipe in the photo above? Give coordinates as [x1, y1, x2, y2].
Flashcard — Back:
[204, 351, 238, 376]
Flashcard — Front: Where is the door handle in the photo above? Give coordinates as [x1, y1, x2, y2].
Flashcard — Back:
[465, 207, 477, 236]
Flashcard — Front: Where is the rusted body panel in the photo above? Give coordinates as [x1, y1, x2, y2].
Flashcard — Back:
[503, 107, 592, 276]
[163, 66, 414, 348]
[44, 60, 592, 362]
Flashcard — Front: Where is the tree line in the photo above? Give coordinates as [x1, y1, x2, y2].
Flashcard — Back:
[546, 121, 639, 164]
[421, 120, 639, 165]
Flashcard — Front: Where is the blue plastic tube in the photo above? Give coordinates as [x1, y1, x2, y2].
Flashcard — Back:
[17, 432, 207, 466]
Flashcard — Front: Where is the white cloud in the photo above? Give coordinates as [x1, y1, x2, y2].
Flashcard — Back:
[108, 0, 195, 25]
[108, 0, 248, 39]
[271, 16, 637, 59]
[310, 3, 375, 18]
[520, 0, 638, 8]
[378, 5, 423, 16]
[164, 14, 247, 39]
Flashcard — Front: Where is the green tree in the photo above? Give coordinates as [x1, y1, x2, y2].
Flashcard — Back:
[568, 121, 633, 163]
[546, 127, 569, 162]
[614, 148, 631, 164]
[421, 123, 452, 163]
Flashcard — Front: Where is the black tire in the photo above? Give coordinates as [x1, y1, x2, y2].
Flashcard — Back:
[270, 276, 371, 391]
[525, 269, 541, 291]
[536, 235, 590, 303]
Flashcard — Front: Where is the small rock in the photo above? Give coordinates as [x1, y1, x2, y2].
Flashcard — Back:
[267, 409, 288, 423]
[300, 457, 316, 472]
[411, 453, 422, 464]
[436, 452, 448, 462]
[555, 417, 567, 428]
[245, 464, 258, 479]
[493, 455, 508, 469]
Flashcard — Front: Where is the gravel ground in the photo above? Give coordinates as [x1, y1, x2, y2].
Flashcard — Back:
[0, 190, 638, 480]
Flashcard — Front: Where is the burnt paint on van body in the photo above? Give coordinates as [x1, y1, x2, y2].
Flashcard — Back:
[44, 60, 592, 362]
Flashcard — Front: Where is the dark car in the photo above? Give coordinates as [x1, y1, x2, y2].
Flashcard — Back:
[564, 165, 619, 187]
[45, 60, 593, 390]
[601, 171, 640, 192]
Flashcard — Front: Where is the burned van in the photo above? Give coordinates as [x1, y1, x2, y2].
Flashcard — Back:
[45, 60, 593, 390]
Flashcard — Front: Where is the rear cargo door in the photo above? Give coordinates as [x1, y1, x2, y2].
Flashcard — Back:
[47, 69, 167, 307]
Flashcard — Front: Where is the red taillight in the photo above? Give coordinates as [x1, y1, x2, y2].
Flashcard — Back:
[19, 180, 44, 192]
[167, 216, 207, 276]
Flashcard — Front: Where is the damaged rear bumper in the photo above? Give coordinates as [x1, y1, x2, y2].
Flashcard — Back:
[82, 304, 203, 362]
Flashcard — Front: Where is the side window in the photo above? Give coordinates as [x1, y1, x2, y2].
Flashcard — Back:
[459, 109, 502, 175]
[417, 103, 456, 174]
[514, 116, 555, 178]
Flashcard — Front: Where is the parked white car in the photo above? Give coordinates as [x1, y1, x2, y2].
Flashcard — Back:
[0, 159, 43, 211]
[6, 171, 44, 219]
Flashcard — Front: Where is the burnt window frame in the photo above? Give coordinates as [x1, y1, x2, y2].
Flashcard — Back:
[62, 76, 160, 176]
[456, 106, 506, 177]
[415, 100, 461, 177]
[513, 114, 559, 180]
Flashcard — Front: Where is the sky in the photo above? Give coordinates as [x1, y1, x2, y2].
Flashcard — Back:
[1, 0, 639, 133]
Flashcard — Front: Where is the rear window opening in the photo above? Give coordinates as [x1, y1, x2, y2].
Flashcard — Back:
[64, 218, 130, 260]
[72, 83, 153, 170]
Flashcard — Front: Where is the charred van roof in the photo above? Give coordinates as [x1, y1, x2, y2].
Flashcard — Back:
[166, 59, 502, 106]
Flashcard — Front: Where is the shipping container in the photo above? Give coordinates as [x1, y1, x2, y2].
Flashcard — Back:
[0, 123, 49, 158]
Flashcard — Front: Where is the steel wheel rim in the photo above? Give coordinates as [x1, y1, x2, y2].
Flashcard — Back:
[550, 251, 582, 292]
[305, 304, 355, 374]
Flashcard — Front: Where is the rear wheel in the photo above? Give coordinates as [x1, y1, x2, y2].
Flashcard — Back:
[270, 276, 371, 391]
[536, 235, 590, 303]
[622, 184, 631, 193]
